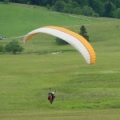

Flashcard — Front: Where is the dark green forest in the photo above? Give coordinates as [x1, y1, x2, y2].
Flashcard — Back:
[1, 0, 120, 18]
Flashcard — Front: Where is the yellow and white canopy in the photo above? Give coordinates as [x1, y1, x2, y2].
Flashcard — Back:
[24, 26, 96, 64]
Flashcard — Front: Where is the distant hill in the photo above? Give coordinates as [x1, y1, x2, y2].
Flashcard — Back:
[0, 3, 119, 39]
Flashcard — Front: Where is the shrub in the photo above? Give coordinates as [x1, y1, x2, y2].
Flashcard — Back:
[56, 38, 68, 45]
[5, 40, 24, 54]
[0, 45, 4, 53]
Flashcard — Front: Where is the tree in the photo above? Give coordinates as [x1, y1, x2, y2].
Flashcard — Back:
[116, 0, 120, 8]
[73, 7, 82, 15]
[103, 1, 116, 17]
[88, 0, 104, 16]
[79, 25, 89, 42]
[82, 6, 95, 16]
[5, 40, 24, 54]
[63, 4, 73, 13]
[76, 0, 88, 7]
[72, 1, 80, 8]
[54, 0, 65, 12]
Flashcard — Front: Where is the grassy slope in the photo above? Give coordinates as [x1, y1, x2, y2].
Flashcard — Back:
[0, 3, 115, 37]
[0, 3, 120, 120]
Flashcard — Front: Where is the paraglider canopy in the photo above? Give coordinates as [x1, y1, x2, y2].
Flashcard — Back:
[24, 26, 96, 64]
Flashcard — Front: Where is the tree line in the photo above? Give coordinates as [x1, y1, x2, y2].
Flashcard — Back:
[1, 0, 120, 18]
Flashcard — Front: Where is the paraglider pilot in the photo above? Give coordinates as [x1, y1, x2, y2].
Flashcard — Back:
[48, 91, 55, 104]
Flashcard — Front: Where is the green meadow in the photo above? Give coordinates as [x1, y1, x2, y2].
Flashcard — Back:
[0, 3, 120, 120]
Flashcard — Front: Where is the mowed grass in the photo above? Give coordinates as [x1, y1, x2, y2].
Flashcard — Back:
[1, 109, 120, 120]
[0, 2, 120, 120]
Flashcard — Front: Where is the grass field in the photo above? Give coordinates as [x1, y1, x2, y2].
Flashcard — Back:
[0, 2, 120, 120]
[1, 109, 120, 120]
